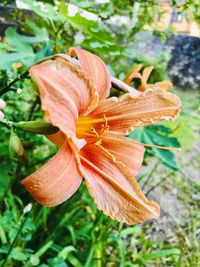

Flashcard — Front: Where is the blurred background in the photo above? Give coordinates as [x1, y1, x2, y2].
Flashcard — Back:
[0, 0, 199, 266]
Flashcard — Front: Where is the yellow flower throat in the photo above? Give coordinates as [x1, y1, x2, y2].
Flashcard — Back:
[76, 112, 110, 146]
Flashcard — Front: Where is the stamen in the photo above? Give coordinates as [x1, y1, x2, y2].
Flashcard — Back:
[95, 139, 102, 146]
[104, 112, 108, 127]
[90, 127, 100, 138]
[103, 135, 181, 152]
[77, 113, 111, 146]
[89, 113, 111, 146]
[99, 112, 110, 136]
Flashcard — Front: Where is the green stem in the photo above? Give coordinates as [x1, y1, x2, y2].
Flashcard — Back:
[145, 171, 173, 196]
[0, 216, 7, 244]
[53, 19, 67, 53]
[142, 160, 159, 190]
[0, 71, 29, 96]
[50, 19, 57, 33]
[27, 96, 40, 121]
[0, 119, 13, 128]
[1, 213, 29, 267]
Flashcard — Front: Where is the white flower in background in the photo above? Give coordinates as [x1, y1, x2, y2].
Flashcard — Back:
[23, 203, 32, 214]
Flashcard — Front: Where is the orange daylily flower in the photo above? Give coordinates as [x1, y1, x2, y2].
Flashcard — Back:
[124, 64, 172, 91]
[22, 48, 181, 224]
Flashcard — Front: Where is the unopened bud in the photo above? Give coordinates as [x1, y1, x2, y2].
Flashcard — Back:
[9, 127, 25, 158]
[13, 120, 59, 134]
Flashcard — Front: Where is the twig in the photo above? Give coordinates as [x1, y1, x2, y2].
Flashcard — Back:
[0, 71, 29, 97]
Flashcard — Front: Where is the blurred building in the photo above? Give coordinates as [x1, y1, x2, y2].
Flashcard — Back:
[158, 0, 200, 37]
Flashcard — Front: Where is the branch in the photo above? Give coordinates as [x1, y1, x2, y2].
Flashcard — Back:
[111, 76, 140, 95]
[0, 71, 29, 97]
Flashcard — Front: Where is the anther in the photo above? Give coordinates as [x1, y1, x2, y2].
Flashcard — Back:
[90, 127, 100, 138]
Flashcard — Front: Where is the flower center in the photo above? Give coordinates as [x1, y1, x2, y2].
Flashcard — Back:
[76, 112, 110, 146]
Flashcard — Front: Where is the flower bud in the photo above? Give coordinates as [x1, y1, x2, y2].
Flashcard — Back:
[9, 127, 25, 158]
[13, 120, 58, 134]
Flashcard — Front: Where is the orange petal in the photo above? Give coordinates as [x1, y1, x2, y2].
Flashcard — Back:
[46, 131, 66, 147]
[80, 144, 159, 224]
[69, 48, 111, 100]
[139, 81, 173, 92]
[154, 80, 173, 90]
[123, 64, 143, 85]
[102, 134, 144, 176]
[142, 66, 154, 82]
[138, 66, 154, 91]
[22, 141, 82, 207]
[29, 57, 98, 136]
[90, 88, 181, 135]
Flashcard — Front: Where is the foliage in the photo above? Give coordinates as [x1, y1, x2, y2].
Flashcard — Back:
[129, 125, 180, 171]
[0, 1, 199, 266]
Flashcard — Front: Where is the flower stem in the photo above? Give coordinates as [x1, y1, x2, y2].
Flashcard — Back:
[0, 119, 13, 128]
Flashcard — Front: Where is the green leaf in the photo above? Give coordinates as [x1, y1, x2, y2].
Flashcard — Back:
[5, 28, 33, 52]
[25, 18, 49, 38]
[35, 241, 54, 257]
[11, 247, 27, 261]
[22, 0, 65, 21]
[142, 248, 181, 261]
[5, 27, 48, 47]
[129, 125, 180, 171]
[0, 27, 52, 69]
[58, 246, 76, 260]
[0, 52, 34, 69]
[120, 225, 142, 237]
[67, 12, 115, 45]
[0, 28, 36, 69]
[0, 162, 11, 198]
[30, 255, 40, 266]
[48, 257, 69, 267]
